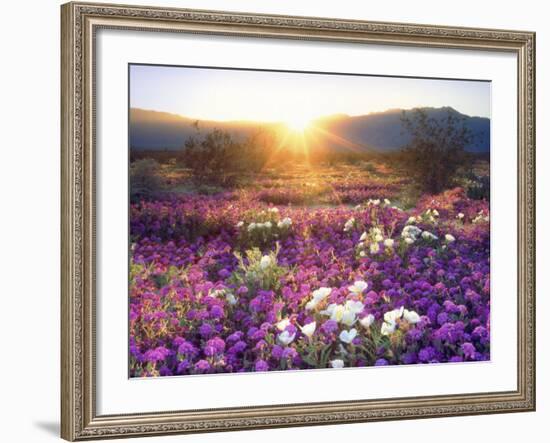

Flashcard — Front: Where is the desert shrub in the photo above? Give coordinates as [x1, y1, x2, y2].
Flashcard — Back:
[130, 158, 163, 202]
[180, 129, 236, 185]
[179, 127, 274, 186]
[398, 109, 472, 194]
[360, 161, 378, 174]
[396, 186, 423, 210]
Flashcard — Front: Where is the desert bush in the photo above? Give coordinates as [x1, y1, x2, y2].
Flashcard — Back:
[360, 161, 379, 174]
[398, 108, 472, 194]
[130, 158, 163, 202]
[179, 126, 274, 186]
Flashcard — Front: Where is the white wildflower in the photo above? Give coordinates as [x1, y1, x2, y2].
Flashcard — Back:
[340, 310, 357, 327]
[225, 292, 237, 305]
[306, 287, 332, 310]
[321, 303, 337, 317]
[384, 238, 395, 248]
[276, 318, 291, 331]
[380, 307, 418, 333]
[445, 234, 456, 243]
[384, 306, 404, 324]
[209, 288, 225, 298]
[381, 321, 396, 335]
[299, 321, 316, 339]
[359, 314, 375, 328]
[402, 225, 422, 240]
[277, 217, 292, 229]
[277, 330, 296, 346]
[345, 300, 365, 314]
[260, 255, 272, 270]
[421, 231, 438, 241]
[348, 280, 368, 295]
[326, 304, 345, 321]
[343, 217, 355, 232]
[305, 300, 317, 311]
[403, 309, 421, 324]
[472, 211, 489, 224]
[312, 287, 332, 301]
[339, 328, 358, 344]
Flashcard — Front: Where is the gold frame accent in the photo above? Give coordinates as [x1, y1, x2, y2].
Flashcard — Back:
[61, 2, 536, 440]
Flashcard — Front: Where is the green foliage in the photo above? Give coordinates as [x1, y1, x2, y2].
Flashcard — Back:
[396, 186, 422, 210]
[235, 210, 292, 249]
[231, 244, 287, 292]
[151, 265, 183, 289]
[129, 260, 145, 282]
[130, 158, 163, 201]
[300, 342, 334, 368]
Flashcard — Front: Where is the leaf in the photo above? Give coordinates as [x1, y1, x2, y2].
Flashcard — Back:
[319, 344, 333, 368]
[302, 353, 318, 367]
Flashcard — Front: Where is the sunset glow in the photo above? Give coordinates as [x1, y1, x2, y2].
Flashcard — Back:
[285, 116, 313, 132]
[130, 64, 491, 124]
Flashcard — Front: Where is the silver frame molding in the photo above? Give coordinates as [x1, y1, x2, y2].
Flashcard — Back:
[61, 2, 536, 440]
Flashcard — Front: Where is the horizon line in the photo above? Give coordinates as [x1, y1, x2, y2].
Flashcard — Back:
[130, 105, 490, 126]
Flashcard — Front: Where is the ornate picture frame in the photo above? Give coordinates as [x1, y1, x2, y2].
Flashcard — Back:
[61, 2, 535, 440]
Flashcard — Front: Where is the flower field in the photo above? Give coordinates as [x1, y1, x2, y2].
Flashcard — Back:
[129, 163, 490, 377]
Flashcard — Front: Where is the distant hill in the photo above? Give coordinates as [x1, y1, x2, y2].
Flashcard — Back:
[130, 106, 490, 153]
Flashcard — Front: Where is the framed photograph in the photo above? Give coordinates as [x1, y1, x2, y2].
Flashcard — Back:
[61, 1, 536, 440]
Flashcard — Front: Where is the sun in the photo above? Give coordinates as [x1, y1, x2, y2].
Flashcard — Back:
[285, 116, 312, 132]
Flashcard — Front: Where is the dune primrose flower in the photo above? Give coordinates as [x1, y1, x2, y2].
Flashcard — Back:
[339, 328, 358, 344]
[348, 280, 368, 295]
[299, 321, 316, 339]
[278, 330, 296, 346]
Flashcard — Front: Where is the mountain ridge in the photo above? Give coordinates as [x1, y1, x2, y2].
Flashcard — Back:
[130, 106, 490, 153]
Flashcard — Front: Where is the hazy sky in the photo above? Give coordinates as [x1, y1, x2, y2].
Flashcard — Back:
[129, 64, 491, 124]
